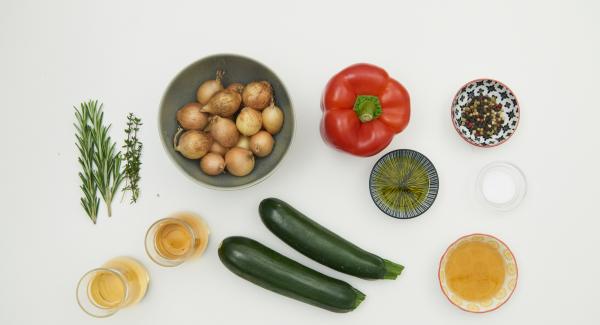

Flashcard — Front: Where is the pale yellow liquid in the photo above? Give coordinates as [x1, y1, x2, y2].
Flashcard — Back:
[154, 213, 209, 260]
[445, 241, 505, 302]
[89, 271, 125, 308]
[155, 222, 193, 258]
[88, 257, 149, 309]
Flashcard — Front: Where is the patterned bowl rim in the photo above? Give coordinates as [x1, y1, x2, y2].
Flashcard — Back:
[438, 233, 519, 313]
[450, 78, 521, 148]
[368, 149, 439, 219]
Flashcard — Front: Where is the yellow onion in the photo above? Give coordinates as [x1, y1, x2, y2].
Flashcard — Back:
[242, 81, 272, 110]
[208, 116, 239, 147]
[196, 70, 224, 104]
[226, 82, 244, 94]
[236, 107, 262, 136]
[236, 135, 250, 150]
[176, 102, 209, 130]
[261, 104, 284, 134]
[209, 141, 228, 156]
[200, 153, 225, 175]
[174, 129, 212, 159]
[225, 147, 255, 176]
[250, 131, 274, 157]
[201, 89, 242, 117]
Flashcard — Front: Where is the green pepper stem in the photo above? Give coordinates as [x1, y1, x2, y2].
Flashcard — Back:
[354, 95, 382, 123]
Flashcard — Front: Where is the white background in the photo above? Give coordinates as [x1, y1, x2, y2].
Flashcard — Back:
[1, 0, 599, 324]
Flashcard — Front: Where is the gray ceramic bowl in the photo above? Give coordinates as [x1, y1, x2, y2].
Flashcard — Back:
[159, 54, 295, 190]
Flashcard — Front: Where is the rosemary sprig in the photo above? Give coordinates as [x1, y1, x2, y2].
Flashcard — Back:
[90, 102, 124, 217]
[122, 113, 143, 204]
[74, 102, 100, 223]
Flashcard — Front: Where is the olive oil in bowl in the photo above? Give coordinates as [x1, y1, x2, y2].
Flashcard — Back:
[369, 149, 439, 219]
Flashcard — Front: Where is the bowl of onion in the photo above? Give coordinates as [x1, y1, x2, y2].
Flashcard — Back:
[159, 54, 294, 190]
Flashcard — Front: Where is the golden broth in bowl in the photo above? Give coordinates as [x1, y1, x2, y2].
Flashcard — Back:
[439, 234, 517, 313]
[444, 241, 505, 301]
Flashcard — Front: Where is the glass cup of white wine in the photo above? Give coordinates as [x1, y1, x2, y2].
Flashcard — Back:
[76, 257, 149, 318]
[145, 212, 210, 267]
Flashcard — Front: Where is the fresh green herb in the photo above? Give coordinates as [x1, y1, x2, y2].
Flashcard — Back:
[74, 101, 141, 222]
[122, 113, 143, 204]
[74, 101, 100, 223]
[89, 102, 124, 217]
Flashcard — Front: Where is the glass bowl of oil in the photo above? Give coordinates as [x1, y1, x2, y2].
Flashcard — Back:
[369, 149, 439, 219]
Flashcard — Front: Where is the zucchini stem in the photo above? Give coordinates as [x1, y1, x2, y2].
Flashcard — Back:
[352, 288, 366, 309]
[383, 259, 404, 280]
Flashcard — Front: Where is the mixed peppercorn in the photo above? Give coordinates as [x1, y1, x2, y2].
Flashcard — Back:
[460, 95, 505, 138]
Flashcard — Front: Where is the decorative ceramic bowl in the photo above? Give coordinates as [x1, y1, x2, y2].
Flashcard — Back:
[159, 54, 295, 190]
[439, 234, 518, 313]
[451, 79, 520, 147]
[369, 149, 439, 219]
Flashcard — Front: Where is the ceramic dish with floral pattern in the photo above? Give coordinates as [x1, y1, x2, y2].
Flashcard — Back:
[438, 233, 518, 313]
[451, 79, 520, 147]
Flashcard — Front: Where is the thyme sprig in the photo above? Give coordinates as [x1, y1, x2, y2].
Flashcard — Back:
[122, 113, 143, 203]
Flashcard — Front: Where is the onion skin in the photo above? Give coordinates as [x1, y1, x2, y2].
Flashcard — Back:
[225, 147, 255, 176]
[210, 141, 228, 156]
[177, 102, 209, 130]
[261, 104, 284, 134]
[175, 130, 212, 159]
[226, 82, 245, 94]
[201, 89, 242, 117]
[236, 107, 263, 136]
[197, 79, 224, 105]
[209, 116, 240, 148]
[250, 131, 274, 157]
[242, 81, 272, 110]
[200, 153, 225, 175]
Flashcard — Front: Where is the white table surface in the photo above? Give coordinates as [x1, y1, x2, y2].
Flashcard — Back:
[1, 0, 599, 324]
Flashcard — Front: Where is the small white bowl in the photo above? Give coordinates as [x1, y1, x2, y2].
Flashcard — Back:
[476, 161, 526, 211]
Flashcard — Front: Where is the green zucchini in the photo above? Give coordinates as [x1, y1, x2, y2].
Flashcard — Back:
[218, 236, 365, 313]
[259, 198, 404, 280]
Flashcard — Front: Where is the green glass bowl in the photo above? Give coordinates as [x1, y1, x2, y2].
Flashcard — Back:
[369, 149, 439, 219]
[159, 54, 295, 190]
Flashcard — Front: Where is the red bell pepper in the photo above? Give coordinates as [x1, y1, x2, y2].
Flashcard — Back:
[320, 63, 411, 157]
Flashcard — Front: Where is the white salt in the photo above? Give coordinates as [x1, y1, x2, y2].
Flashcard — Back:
[481, 169, 516, 204]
